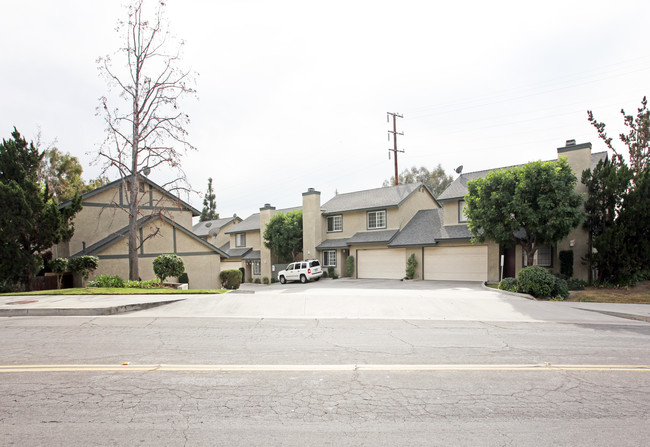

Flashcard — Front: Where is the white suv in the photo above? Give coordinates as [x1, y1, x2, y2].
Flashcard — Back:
[278, 260, 323, 284]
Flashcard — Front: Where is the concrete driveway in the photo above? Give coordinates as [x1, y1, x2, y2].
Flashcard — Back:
[124, 278, 648, 323]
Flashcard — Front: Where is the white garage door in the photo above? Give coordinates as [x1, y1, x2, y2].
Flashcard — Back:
[358, 249, 406, 279]
[424, 246, 488, 281]
[220, 261, 242, 272]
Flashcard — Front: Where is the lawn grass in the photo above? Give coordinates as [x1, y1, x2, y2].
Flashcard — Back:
[0, 287, 227, 296]
[567, 281, 650, 304]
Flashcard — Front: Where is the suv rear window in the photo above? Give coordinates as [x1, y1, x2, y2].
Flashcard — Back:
[309, 260, 320, 267]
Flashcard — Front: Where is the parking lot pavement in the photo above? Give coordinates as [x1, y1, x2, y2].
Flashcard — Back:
[122, 279, 648, 323]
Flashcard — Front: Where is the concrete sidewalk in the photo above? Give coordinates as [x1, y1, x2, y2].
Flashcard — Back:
[0, 294, 188, 316]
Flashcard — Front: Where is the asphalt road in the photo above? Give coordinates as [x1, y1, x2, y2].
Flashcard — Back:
[2, 314, 650, 446]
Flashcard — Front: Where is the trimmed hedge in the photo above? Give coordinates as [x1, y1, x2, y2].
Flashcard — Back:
[498, 277, 518, 292]
[153, 254, 185, 283]
[517, 266, 556, 299]
[220, 269, 242, 290]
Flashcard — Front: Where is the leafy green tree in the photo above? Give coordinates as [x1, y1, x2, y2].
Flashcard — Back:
[583, 97, 650, 283]
[200, 177, 219, 221]
[49, 258, 69, 289]
[263, 210, 303, 262]
[38, 147, 87, 202]
[152, 254, 185, 283]
[0, 129, 82, 290]
[465, 159, 583, 266]
[383, 164, 453, 196]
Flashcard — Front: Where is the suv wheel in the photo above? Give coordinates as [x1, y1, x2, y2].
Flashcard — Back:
[300, 274, 307, 284]
[280, 276, 286, 284]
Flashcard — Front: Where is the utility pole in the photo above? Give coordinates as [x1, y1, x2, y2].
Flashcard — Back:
[387, 112, 404, 185]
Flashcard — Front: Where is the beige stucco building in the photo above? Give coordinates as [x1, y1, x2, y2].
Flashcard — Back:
[55, 175, 229, 289]
[301, 139, 604, 283]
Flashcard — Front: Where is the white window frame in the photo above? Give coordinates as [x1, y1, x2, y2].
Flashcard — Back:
[458, 200, 468, 223]
[522, 244, 552, 267]
[367, 210, 387, 230]
[327, 215, 343, 233]
[253, 260, 261, 275]
[235, 233, 246, 247]
[323, 250, 337, 267]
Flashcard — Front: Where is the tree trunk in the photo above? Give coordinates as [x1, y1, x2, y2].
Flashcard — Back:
[128, 175, 139, 280]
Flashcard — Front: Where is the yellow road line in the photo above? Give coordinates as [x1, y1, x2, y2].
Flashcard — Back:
[0, 364, 649, 373]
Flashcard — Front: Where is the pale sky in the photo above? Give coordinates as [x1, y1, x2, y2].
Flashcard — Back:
[2, 0, 649, 219]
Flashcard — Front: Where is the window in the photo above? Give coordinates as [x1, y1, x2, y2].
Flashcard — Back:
[367, 210, 386, 229]
[458, 200, 467, 223]
[138, 182, 146, 193]
[327, 215, 342, 232]
[323, 250, 337, 267]
[253, 261, 261, 275]
[235, 233, 246, 247]
[522, 244, 552, 267]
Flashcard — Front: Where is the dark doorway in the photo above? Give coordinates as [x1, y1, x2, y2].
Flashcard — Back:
[503, 246, 516, 279]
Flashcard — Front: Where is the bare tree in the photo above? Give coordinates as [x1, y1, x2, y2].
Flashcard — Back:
[96, 0, 196, 280]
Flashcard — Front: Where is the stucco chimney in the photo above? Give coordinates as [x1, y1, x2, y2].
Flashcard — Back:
[302, 188, 322, 261]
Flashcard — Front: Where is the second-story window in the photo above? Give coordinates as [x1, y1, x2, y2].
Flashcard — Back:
[235, 233, 246, 247]
[327, 215, 342, 232]
[367, 210, 386, 229]
[458, 200, 468, 223]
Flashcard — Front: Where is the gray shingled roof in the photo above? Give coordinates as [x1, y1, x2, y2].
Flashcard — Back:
[316, 238, 350, 250]
[218, 241, 252, 258]
[242, 250, 261, 261]
[437, 152, 608, 201]
[225, 206, 301, 234]
[193, 216, 240, 237]
[388, 209, 473, 247]
[321, 183, 433, 215]
[72, 214, 228, 257]
[346, 229, 399, 245]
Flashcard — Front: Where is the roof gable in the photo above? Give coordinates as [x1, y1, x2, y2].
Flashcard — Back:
[73, 213, 228, 258]
[61, 174, 200, 216]
[193, 216, 241, 237]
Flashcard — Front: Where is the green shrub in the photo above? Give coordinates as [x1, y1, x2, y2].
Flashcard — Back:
[68, 256, 99, 287]
[262, 276, 269, 285]
[517, 266, 555, 298]
[271, 277, 277, 284]
[153, 254, 185, 283]
[125, 279, 160, 289]
[331, 272, 339, 280]
[559, 250, 574, 278]
[345, 255, 355, 277]
[406, 253, 418, 279]
[552, 276, 570, 300]
[254, 278, 261, 284]
[566, 277, 586, 290]
[498, 277, 518, 292]
[321, 270, 329, 278]
[327, 266, 335, 277]
[178, 272, 189, 284]
[219, 269, 242, 290]
[88, 274, 125, 288]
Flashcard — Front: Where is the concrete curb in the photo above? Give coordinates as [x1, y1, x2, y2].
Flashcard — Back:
[0, 299, 184, 317]
[482, 282, 537, 301]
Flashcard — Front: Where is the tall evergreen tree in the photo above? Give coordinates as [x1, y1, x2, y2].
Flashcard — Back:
[0, 129, 81, 290]
[200, 177, 219, 221]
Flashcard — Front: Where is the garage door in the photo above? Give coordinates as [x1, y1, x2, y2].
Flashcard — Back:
[220, 260, 242, 272]
[358, 249, 406, 279]
[424, 246, 488, 281]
